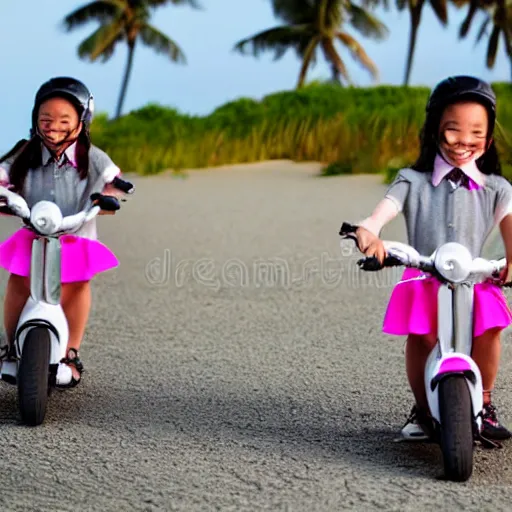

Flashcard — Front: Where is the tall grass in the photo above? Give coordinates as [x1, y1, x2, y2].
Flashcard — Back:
[90, 81, 512, 178]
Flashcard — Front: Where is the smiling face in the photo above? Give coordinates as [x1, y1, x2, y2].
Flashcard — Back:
[438, 101, 489, 167]
[37, 97, 82, 153]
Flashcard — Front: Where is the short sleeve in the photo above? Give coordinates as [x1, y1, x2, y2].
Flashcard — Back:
[384, 169, 411, 212]
[88, 145, 121, 185]
[494, 177, 512, 225]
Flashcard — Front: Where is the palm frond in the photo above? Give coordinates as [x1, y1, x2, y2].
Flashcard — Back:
[337, 31, 379, 80]
[63, 0, 121, 31]
[487, 24, 501, 67]
[476, 14, 491, 44]
[139, 24, 187, 63]
[233, 25, 315, 61]
[320, 0, 343, 31]
[145, 0, 202, 9]
[321, 37, 352, 84]
[459, 1, 479, 38]
[346, 3, 389, 40]
[451, 0, 469, 7]
[297, 36, 320, 87]
[360, 0, 390, 11]
[77, 19, 124, 62]
[272, 0, 316, 25]
[429, 0, 448, 24]
[503, 28, 512, 57]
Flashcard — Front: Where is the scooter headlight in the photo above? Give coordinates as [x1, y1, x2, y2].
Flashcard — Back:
[30, 201, 63, 235]
[433, 242, 473, 283]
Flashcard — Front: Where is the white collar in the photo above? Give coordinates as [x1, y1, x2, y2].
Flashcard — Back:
[431, 152, 485, 188]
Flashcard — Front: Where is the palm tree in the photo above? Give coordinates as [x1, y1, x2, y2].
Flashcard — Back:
[395, 0, 449, 86]
[233, 0, 389, 88]
[63, 0, 199, 119]
[456, 0, 512, 78]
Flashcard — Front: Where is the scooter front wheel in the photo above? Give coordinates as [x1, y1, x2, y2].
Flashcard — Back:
[17, 327, 51, 426]
[438, 375, 474, 482]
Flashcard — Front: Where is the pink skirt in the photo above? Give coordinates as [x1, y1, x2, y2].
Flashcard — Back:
[0, 228, 118, 283]
[383, 268, 512, 338]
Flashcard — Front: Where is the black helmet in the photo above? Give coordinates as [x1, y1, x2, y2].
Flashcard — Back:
[31, 76, 95, 136]
[426, 75, 496, 120]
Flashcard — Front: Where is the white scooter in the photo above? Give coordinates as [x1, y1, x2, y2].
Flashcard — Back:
[0, 177, 134, 426]
[340, 222, 508, 482]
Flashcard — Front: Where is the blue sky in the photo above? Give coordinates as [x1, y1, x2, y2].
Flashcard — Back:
[0, 0, 509, 154]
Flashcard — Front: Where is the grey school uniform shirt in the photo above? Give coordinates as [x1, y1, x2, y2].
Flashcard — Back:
[385, 167, 512, 259]
[0, 142, 120, 240]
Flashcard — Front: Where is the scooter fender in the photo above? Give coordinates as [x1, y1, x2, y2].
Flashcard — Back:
[15, 296, 69, 365]
[425, 348, 483, 429]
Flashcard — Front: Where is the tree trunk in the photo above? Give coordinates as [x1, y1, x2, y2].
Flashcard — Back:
[403, 3, 423, 86]
[331, 63, 342, 85]
[115, 40, 136, 119]
[296, 37, 319, 88]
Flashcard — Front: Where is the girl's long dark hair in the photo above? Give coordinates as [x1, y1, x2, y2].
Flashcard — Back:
[0, 130, 91, 194]
[411, 106, 502, 176]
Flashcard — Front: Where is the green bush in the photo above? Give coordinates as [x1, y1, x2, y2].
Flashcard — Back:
[89, 82, 512, 176]
[320, 160, 354, 176]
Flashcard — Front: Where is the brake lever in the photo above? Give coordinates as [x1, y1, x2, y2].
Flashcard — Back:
[339, 222, 361, 249]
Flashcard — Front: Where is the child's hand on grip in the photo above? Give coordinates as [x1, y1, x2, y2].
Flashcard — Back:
[356, 227, 386, 264]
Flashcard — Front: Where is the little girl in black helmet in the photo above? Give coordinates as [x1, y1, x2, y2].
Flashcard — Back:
[0, 76, 128, 388]
[350, 75, 512, 442]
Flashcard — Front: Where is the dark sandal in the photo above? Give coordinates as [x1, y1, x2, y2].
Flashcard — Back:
[0, 344, 9, 361]
[56, 348, 84, 389]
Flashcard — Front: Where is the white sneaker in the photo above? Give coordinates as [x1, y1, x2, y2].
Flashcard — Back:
[397, 406, 432, 442]
[401, 420, 430, 441]
[55, 363, 73, 386]
[0, 360, 17, 385]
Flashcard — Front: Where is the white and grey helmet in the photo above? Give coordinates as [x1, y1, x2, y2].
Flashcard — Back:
[31, 76, 95, 136]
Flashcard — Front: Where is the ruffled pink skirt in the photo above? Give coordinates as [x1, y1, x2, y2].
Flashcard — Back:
[0, 228, 118, 283]
[383, 268, 512, 338]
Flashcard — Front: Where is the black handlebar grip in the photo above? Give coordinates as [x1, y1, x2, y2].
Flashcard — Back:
[91, 193, 121, 211]
[112, 176, 135, 194]
[357, 255, 402, 271]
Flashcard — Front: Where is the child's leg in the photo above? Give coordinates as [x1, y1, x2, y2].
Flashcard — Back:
[60, 280, 91, 380]
[405, 333, 437, 411]
[472, 327, 501, 404]
[472, 327, 511, 439]
[3, 274, 30, 346]
[399, 334, 437, 439]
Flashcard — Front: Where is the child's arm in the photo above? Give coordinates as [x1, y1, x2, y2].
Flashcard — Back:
[349, 170, 409, 263]
[357, 197, 400, 237]
[101, 163, 125, 199]
[499, 214, 512, 283]
[495, 180, 512, 283]
[88, 148, 129, 215]
[352, 197, 400, 264]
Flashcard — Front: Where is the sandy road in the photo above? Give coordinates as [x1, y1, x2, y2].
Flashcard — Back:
[0, 161, 511, 511]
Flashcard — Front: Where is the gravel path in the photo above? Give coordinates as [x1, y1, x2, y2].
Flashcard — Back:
[0, 161, 512, 511]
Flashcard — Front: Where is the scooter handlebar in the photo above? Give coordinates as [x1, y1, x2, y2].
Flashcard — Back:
[339, 221, 508, 283]
[54, 194, 120, 234]
[0, 191, 122, 235]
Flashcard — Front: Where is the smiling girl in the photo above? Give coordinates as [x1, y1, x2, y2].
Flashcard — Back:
[0, 77, 126, 388]
[349, 76, 512, 442]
